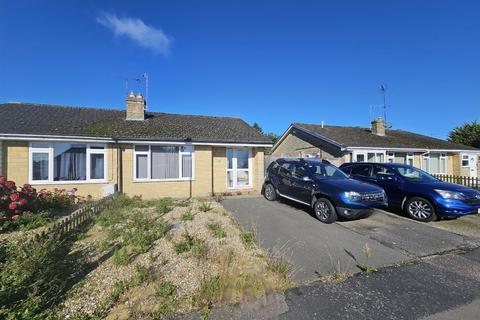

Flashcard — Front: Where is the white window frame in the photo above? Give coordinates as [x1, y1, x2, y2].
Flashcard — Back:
[406, 153, 414, 166]
[461, 153, 470, 167]
[226, 148, 253, 189]
[421, 152, 447, 174]
[387, 152, 395, 163]
[29, 142, 107, 184]
[133, 144, 195, 182]
[353, 150, 386, 163]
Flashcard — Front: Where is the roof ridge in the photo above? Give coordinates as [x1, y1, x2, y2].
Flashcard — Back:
[0, 102, 245, 120]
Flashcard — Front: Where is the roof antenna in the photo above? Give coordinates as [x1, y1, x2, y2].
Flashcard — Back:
[142, 72, 149, 110]
[379, 84, 392, 128]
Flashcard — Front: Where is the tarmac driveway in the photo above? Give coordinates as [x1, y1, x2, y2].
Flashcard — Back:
[222, 196, 479, 282]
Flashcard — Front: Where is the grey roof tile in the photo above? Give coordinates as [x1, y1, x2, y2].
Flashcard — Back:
[0, 103, 271, 144]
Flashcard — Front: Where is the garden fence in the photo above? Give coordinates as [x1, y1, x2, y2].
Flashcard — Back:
[433, 174, 480, 190]
[33, 194, 116, 243]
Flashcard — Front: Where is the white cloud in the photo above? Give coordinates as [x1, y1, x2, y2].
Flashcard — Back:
[97, 12, 172, 55]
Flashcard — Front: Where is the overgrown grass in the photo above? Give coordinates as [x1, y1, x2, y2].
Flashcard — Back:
[155, 281, 176, 298]
[208, 223, 227, 238]
[155, 198, 174, 215]
[180, 211, 193, 222]
[266, 252, 293, 279]
[239, 230, 255, 250]
[199, 202, 213, 212]
[174, 233, 207, 258]
[112, 247, 130, 266]
[131, 263, 151, 285]
[0, 211, 50, 232]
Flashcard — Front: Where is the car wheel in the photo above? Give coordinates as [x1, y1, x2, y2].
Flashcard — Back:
[264, 184, 277, 201]
[314, 198, 338, 224]
[405, 197, 437, 222]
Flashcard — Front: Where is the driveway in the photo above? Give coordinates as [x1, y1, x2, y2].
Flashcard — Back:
[222, 196, 479, 282]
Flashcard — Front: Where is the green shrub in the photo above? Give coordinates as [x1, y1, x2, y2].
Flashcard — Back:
[180, 211, 193, 222]
[0, 211, 49, 232]
[155, 281, 176, 298]
[122, 215, 170, 253]
[110, 280, 127, 301]
[208, 223, 226, 238]
[199, 202, 213, 212]
[132, 263, 150, 285]
[94, 208, 126, 228]
[174, 233, 207, 258]
[0, 234, 83, 319]
[239, 230, 255, 250]
[155, 198, 174, 215]
[112, 247, 130, 266]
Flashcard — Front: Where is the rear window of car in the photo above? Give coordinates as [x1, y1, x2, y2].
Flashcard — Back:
[350, 165, 371, 176]
[372, 165, 396, 180]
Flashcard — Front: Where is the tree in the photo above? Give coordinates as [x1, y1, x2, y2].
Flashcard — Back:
[252, 122, 264, 135]
[448, 121, 480, 148]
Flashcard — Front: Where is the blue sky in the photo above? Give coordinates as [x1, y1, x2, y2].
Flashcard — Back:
[1, 1, 479, 138]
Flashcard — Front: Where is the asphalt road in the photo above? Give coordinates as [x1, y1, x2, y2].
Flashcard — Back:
[222, 196, 478, 281]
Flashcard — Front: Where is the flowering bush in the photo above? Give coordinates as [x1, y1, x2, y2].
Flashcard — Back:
[0, 176, 84, 222]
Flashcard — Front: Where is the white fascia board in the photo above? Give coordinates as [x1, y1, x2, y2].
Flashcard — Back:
[347, 146, 480, 154]
[0, 133, 272, 147]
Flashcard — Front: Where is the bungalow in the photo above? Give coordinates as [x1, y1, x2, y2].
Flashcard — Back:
[0, 92, 272, 198]
[271, 118, 480, 178]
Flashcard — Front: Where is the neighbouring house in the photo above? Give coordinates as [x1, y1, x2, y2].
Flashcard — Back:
[0, 92, 272, 198]
[271, 118, 480, 178]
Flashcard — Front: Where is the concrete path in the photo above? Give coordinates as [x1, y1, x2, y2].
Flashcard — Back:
[222, 196, 478, 281]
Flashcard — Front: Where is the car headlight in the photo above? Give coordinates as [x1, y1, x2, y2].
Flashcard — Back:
[343, 191, 362, 202]
[434, 189, 465, 200]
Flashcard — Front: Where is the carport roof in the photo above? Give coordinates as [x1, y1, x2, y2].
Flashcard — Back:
[290, 123, 479, 151]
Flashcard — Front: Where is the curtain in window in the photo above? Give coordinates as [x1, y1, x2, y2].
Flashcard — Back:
[54, 144, 86, 181]
[182, 154, 192, 178]
[151, 146, 179, 179]
[136, 154, 148, 179]
[430, 153, 440, 173]
[32, 153, 49, 180]
[90, 154, 104, 179]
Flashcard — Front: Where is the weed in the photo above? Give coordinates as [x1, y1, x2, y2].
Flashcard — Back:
[266, 251, 293, 279]
[112, 247, 130, 266]
[199, 306, 211, 320]
[110, 280, 127, 301]
[155, 198, 174, 215]
[175, 199, 191, 207]
[180, 211, 193, 222]
[194, 276, 221, 307]
[155, 298, 176, 318]
[359, 243, 377, 274]
[208, 223, 226, 238]
[132, 263, 150, 285]
[199, 202, 213, 212]
[122, 214, 170, 253]
[155, 281, 176, 298]
[239, 230, 255, 249]
[95, 208, 126, 228]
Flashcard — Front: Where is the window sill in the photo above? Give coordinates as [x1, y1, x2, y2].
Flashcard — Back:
[30, 180, 109, 185]
[227, 185, 253, 190]
[133, 178, 195, 183]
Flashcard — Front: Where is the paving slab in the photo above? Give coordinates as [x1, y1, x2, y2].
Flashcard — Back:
[222, 197, 409, 281]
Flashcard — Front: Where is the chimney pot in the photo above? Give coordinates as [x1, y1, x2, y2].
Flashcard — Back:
[371, 117, 386, 136]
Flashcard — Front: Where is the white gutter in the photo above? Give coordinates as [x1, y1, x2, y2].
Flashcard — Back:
[0, 133, 272, 147]
[346, 146, 480, 154]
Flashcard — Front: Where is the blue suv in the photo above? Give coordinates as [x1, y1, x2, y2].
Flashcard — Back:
[340, 162, 480, 222]
[262, 158, 387, 223]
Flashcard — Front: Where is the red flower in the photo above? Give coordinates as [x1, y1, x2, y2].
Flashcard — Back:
[5, 181, 16, 189]
[0, 176, 5, 184]
[18, 198, 28, 206]
[8, 203, 17, 210]
[10, 193, 20, 202]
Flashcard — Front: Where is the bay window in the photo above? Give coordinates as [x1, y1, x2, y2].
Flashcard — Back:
[29, 143, 107, 183]
[134, 145, 194, 181]
[227, 148, 252, 188]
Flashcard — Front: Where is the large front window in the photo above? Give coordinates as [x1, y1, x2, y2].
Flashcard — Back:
[29, 143, 106, 183]
[226, 148, 252, 188]
[422, 153, 446, 174]
[134, 145, 194, 181]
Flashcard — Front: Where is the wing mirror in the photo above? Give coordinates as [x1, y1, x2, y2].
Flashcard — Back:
[302, 176, 313, 182]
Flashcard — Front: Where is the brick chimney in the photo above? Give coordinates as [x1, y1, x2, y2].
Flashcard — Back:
[126, 91, 145, 121]
[371, 117, 385, 136]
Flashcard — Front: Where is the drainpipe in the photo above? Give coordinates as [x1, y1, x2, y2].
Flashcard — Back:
[115, 139, 123, 194]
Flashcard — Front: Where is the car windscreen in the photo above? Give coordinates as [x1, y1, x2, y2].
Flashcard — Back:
[394, 165, 438, 183]
[305, 162, 349, 180]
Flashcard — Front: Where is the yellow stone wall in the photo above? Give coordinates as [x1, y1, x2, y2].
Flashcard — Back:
[3, 141, 264, 199]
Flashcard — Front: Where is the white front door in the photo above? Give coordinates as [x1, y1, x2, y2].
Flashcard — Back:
[468, 154, 478, 178]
